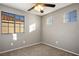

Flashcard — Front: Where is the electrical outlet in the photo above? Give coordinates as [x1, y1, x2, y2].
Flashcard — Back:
[55, 41, 58, 44]
[23, 41, 26, 44]
[11, 43, 14, 46]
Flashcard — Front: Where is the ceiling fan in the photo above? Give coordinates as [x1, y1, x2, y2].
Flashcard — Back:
[27, 3, 56, 13]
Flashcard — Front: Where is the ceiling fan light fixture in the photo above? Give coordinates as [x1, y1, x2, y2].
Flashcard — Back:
[34, 4, 44, 12]
[27, 3, 56, 13]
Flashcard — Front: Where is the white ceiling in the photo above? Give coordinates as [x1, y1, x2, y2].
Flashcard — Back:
[1, 3, 71, 16]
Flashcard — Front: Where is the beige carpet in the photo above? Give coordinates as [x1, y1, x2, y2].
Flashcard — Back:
[0, 44, 77, 56]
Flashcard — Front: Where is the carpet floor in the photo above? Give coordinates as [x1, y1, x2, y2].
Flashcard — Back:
[0, 44, 77, 56]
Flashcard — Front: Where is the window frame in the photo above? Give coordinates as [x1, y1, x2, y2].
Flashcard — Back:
[1, 11, 25, 34]
[64, 10, 77, 23]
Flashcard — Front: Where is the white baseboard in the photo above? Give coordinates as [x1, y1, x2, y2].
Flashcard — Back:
[42, 42, 79, 56]
[0, 42, 41, 54]
[0, 42, 79, 56]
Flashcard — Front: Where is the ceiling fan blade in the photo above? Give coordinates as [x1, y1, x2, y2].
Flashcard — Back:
[44, 4, 56, 7]
[27, 6, 35, 11]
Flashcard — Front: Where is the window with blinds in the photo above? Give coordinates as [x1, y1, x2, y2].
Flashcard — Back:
[1, 11, 25, 34]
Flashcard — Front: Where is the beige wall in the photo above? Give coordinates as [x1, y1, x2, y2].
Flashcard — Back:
[0, 4, 41, 52]
[42, 3, 79, 54]
[0, 3, 79, 55]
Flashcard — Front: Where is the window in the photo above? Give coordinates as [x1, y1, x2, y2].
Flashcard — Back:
[15, 15, 24, 33]
[47, 16, 53, 25]
[1, 11, 25, 34]
[64, 10, 77, 23]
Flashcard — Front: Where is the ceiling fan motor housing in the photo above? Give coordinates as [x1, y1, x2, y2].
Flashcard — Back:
[40, 10, 44, 13]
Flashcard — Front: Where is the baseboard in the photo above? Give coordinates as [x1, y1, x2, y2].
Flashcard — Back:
[0, 42, 41, 54]
[0, 42, 79, 56]
[42, 42, 79, 56]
